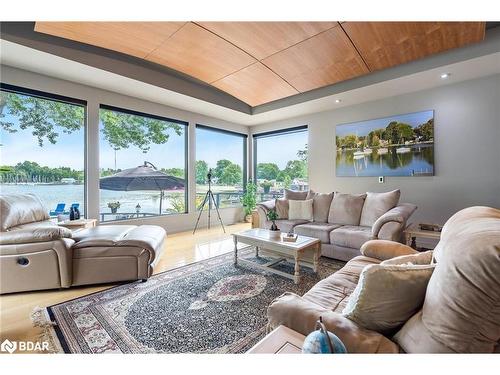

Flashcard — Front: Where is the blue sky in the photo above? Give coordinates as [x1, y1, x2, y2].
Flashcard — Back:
[1, 110, 307, 171]
[336, 110, 434, 137]
[255, 131, 307, 169]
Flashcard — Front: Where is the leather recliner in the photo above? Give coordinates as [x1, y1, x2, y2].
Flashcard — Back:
[0, 194, 166, 294]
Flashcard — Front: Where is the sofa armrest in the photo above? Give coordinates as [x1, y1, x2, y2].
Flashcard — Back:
[372, 203, 417, 238]
[267, 292, 399, 353]
[256, 200, 275, 229]
[360, 240, 417, 260]
[0, 226, 72, 245]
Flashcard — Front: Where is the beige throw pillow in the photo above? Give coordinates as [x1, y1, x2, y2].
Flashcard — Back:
[342, 262, 435, 333]
[284, 189, 308, 200]
[288, 199, 314, 221]
[328, 193, 366, 225]
[359, 189, 401, 227]
[275, 199, 289, 219]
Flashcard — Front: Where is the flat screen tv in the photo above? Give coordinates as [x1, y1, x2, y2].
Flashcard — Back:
[335, 110, 434, 177]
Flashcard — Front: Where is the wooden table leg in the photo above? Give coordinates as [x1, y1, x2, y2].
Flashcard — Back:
[233, 236, 238, 265]
[313, 243, 320, 273]
[294, 253, 301, 284]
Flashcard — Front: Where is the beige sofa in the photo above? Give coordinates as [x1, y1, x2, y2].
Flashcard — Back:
[267, 206, 500, 353]
[257, 189, 416, 261]
[0, 194, 166, 294]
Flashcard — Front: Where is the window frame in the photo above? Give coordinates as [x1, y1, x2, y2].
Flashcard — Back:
[252, 125, 308, 181]
[195, 123, 248, 198]
[0, 82, 88, 216]
[98, 103, 189, 220]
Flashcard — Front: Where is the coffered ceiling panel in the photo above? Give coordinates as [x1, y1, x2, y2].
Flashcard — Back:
[197, 22, 338, 60]
[342, 22, 486, 71]
[262, 25, 369, 92]
[34, 22, 185, 59]
[146, 22, 256, 83]
[212, 62, 298, 106]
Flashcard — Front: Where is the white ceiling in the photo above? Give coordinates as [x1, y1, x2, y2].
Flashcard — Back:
[1, 39, 499, 126]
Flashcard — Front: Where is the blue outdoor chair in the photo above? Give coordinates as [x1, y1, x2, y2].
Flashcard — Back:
[50, 203, 65, 216]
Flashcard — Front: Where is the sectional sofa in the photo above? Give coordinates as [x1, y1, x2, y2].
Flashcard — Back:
[256, 189, 416, 261]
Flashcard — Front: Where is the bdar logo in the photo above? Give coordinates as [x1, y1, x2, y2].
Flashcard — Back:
[1, 339, 17, 353]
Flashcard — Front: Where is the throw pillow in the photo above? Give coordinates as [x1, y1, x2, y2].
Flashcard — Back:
[284, 189, 308, 201]
[342, 262, 435, 334]
[328, 193, 367, 225]
[359, 189, 401, 227]
[288, 199, 314, 221]
[275, 199, 289, 219]
[312, 192, 334, 222]
[381, 250, 434, 266]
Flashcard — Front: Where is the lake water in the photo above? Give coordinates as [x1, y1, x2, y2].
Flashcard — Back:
[0, 184, 182, 218]
[336, 144, 434, 177]
[0, 184, 242, 221]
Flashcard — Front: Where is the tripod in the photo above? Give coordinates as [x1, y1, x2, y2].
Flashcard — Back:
[193, 169, 226, 234]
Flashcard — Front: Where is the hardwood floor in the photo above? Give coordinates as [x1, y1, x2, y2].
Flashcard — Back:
[0, 222, 251, 350]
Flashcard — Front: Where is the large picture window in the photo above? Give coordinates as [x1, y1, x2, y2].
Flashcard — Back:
[0, 84, 86, 217]
[196, 125, 247, 209]
[99, 105, 187, 222]
[253, 126, 308, 202]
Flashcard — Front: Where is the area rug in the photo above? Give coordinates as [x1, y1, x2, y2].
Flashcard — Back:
[33, 249, 344, 354]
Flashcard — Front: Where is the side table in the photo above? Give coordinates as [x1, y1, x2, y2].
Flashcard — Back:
[404, 223, 441, 250]
[57, 218, 97, 232]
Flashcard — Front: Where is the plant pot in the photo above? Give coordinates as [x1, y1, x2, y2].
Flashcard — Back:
[244, 214, 252, 223]
[110, 208, 118, 214]
[263, 186, 271, 194]
[268, 229, 281, 240]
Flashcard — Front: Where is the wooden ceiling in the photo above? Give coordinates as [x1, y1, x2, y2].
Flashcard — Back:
[34, 22, 485, 107]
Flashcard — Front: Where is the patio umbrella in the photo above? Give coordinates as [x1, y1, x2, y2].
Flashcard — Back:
[99, 161, 185, 214]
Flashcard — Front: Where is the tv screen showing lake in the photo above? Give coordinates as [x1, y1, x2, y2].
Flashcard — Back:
[335, 110, 434, 177]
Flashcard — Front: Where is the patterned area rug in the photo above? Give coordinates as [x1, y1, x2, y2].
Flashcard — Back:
[36, 249, 344, 353]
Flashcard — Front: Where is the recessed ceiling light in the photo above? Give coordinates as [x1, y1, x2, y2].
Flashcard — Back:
[440, 73, 451, 79]
[335, 99, 341, 103]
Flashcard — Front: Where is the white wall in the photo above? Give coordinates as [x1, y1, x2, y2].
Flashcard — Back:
[251, 74, 500, 224]
[1, 65, 249, 233]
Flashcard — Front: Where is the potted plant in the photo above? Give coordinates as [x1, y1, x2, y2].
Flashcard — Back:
[241, 181, 257, 223]
[107, 201, 121, 214]
[260, 180, 273, 194]
[266, 208, 281, 239]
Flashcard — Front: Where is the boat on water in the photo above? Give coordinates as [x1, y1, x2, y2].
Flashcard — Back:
[363, 148, 372, 155]
[396, 147, 411, 154]
[353, 150, 365, 157]
[377, 148, 388, 154]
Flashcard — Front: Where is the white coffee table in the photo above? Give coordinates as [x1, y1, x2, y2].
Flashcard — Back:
[247, 325, 305, 354]
[232, 228, 321, 284]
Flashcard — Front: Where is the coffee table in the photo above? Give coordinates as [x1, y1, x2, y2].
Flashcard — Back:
[232, 228, 321, 284]
[247, 325, 305, 354]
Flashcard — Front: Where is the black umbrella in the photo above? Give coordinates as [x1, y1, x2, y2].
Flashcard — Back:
[99, 161, 185, 214]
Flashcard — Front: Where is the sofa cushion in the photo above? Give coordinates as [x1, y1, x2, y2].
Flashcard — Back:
[330, 225, 373, 249]
[274, 219, 309, 233]
[275, 198, 289, 219]
[288, 199, 313, 221]
[303, 255, 380, 311]
[284, 189, 308, 200]
[359, 189, 401, 227]
[311, 192, 334, 222]
[398, 206, 500, 353]
[328, 193, 366, 225]
[0, 193, 50, 231]
[342, 262, 435, 334]
[294, 222, 341, 243]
